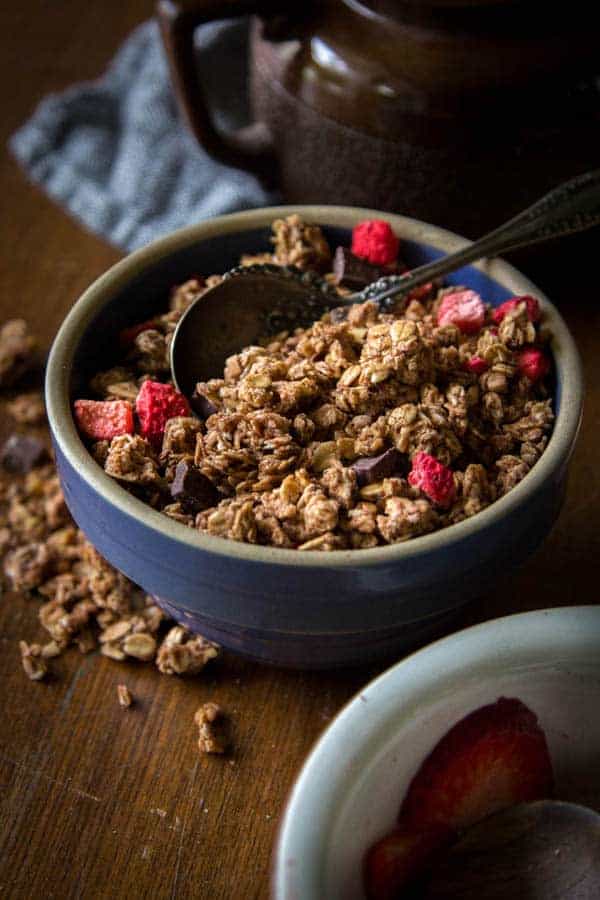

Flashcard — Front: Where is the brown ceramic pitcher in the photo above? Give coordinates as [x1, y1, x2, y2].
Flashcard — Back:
[157, 0, 600, 236]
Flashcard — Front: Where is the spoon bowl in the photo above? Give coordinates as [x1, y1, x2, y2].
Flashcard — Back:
[424, 800, 600, 898]
[170, 264, 339, 396]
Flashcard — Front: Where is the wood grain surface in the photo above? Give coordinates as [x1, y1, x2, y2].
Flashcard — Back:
[1, 4, 599, 899]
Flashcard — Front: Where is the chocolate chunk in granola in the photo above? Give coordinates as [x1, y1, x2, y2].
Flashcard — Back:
[191, 387, 218, 419]
[333, 246, 387, 289]
[351, 448, 403, 487]
[170, 460, 218, 513]
[1, 434, 49, 474]
[0, 319, 38, 388]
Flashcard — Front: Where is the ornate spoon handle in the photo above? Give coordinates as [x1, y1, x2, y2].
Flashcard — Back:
[358, 169, 600, 305]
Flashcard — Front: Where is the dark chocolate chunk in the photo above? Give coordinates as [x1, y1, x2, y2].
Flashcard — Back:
[351, 447, 402, 486]
[191, 388, 218, 420]
[333, 246, 387, 289]
[0, 433, 49, 474]
[170, 460, 218, 513]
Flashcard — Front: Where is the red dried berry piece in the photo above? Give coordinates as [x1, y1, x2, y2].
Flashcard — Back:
[351, 220, 400, 266]
[436, 290, 485, 334]
[364, 823, 454, 900]
[136, 380, 190, 446]
[408, 452, 456, 508]
[400, 697, 554, 833]
[119, 319, 158, 347]
[407, 281, 434, 302]
[74, 399, 134, 441]
[517, 348, 550, 383]
[492, 295, 541, 325]
[465, 356, 488, 375]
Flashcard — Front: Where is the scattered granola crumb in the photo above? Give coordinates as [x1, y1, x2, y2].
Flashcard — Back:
[6, 391, 46, 425]
[0, 319, 38, 388]
[19, 640, 48, 681]
[156, 626, 220, 676]
[117, 684, 133, 708]
[194, 702, 229, 754]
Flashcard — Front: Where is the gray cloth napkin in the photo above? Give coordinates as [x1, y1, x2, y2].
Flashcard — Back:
[9, 19, 278, 251]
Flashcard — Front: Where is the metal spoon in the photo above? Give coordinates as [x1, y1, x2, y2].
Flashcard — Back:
[171, 169, 600, 398]
[423, 800, 600, 899]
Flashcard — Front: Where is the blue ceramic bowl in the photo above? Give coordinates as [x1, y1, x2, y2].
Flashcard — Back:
[45, 207, 583, 668]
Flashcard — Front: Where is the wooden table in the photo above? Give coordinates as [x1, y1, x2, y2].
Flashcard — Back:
[1, 4, 599, 898]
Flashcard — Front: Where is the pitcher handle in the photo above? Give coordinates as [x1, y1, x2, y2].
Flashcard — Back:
[157, 0, 275, 175]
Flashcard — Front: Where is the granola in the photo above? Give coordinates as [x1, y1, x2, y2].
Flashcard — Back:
[0, 319, 38, 387]
[73, 215, 554, 550]
[117, 684, 133, 708]
[194, 702, 229, 754]
[1, 362, 221, 686]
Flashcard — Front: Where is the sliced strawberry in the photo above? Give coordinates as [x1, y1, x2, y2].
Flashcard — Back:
[135, 379, 190, 447]
[518, 347, 550, 383]
[364, 823, 454, 900]
[74, 399, 134, 441]
[436, 290, 485, 334]
[492, 295, 541, 325]
[351, 220, 400, 266]
[400, 697, 554, 833]
[464, 356, 488, 375]
[408, 452, 456, 508]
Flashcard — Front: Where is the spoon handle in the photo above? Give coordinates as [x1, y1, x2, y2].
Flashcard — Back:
[358, 169, 600, 306]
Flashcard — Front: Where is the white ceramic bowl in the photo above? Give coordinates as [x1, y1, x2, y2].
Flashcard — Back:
[273, 606, 600, 899]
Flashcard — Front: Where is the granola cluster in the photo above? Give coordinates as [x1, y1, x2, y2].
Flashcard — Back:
[1, 375, 220, 687]
[1, 324, 235, 757]
[76, 216, 554, 551]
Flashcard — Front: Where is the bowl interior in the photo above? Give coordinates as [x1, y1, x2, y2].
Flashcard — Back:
[274, 607, 600, 899]
[47, 206, 580, 583]
[71, 226, 521, 399]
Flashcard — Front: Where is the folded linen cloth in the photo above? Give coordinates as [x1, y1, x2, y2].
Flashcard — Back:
[9, 19, 278, 251]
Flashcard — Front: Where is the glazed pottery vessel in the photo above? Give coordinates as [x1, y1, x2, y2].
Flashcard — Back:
[45, 206, 583, 667]
[157, 0, 600, 235]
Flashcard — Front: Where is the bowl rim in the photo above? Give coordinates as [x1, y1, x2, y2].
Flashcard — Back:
[272, 604, 600, 899]
[46, 205, 583, 568]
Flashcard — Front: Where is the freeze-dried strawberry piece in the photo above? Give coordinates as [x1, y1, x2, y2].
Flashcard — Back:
[407, 282, 434, 302]
[364, 823, 454, 900]
[437, 290, 485, 334]
[351, 220, 400, 266]
[465, 356, 488, 375]
[408, 452, 456, 508]
[119, 319, 158, 347]
[74, 399, 134, 441]
[518, 348, 550, 383]
[492, 295, 541, 325]
[135, 380, 190, 446]
[400, 697, 554, 833]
